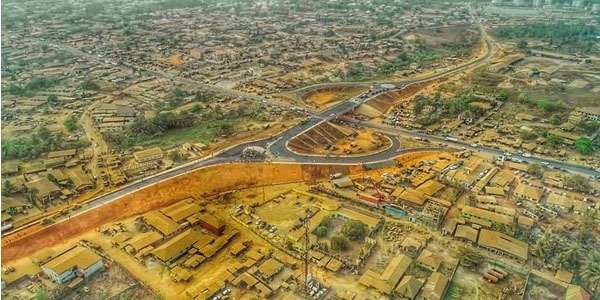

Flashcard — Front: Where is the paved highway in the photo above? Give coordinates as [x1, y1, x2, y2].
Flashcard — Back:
[351, 120, 600, 177]
[9, 14, 596, 241]
[7, 18, 490, 230]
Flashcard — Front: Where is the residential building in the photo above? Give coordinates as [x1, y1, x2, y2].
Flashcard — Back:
[41, 247, 103, 284]
[395, 276, 423, 300]
[422, 272, 449, 300]
[151, 229, 202, 263]
[25, 177, 61, 207]
[187, 212, 225, 235]
[143, 211, 182, 236]
[477, 229, 528, 262]
[256, 258, 284, 281]
[461, 206, 513, 228]
[358, 254, 412, 295]
[571, 107, 600, 122]
[513, 184, 543, 203]
[133, 147, 163, 163]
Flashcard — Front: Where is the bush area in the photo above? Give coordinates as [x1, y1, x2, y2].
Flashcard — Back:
[1, 127, 87, 160]
[2, 77, 61, 96]
[494, 22, 600, 54]
[533, 211, 600, 292]
[412, 92, 488, 125]
[103, 103, 270, 148]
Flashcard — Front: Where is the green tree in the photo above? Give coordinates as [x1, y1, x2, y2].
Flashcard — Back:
[550, 114, 562, 125]
[580, 121, 600, 135]
[194, 91, 210, 102]
[564, 174, 592, 193]
[459, 247, 485, 269]
[331, 235, 349, 251]
[47, 173, 57, 183]
[554, 242, 585, 271]
[346, 62, 366, 78]
[496, 90, 509, 102]
[533, 231, 563, 264]
[79, 80, 99, 91]
[545, 134, 563, 146]
[537, 99, 561, 112]
[315, 226, 328, 237]
[168, 151, 186, 163]
[341, 220, 366, 241]
[1, 180, 16, 196]
[63, 115, 78, 132]
[581, 251, 600, 292]
[35, 286, 49, 300]
[574, 137, 595, 155]
[576, 210, 597, 245]
[47, 94, 59, 107]
[517, 93, 532, 104]
[528, 164, 544, 178]
[191, 103, 204, 113]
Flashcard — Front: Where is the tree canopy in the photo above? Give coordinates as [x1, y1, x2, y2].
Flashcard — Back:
[494, 22, 600, 54]
[331, 235, 349, 251]
[574, 137, 595, 155]
[341, 220, 366, 241]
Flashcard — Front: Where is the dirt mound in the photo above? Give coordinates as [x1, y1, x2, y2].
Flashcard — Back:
[304, 86, 367, 108]
[288, 122, 352, 153]
[354, 81, 437, 119]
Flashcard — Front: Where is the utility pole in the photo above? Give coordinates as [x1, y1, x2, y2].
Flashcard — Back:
[304, 208, 310, 292]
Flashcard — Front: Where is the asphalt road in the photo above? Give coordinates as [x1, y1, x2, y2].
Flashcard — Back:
[16, 16, 598, 237]
[17, 22, 492, 228]
[354, 120, 600, 177]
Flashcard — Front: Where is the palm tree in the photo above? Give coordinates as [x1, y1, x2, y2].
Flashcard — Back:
[1, 179, 15, 196]
[581, 251, 600, 292]
[576, 210, 598, 246]
[533, 231, 563, 264]
[555, 242, 584, 271]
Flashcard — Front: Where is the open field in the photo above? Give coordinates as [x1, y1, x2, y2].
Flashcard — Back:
[303, 86, 367, 108]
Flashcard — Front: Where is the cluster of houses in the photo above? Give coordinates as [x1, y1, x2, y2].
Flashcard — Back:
[2, 148, 95, 219]
[359, 249, 451, 300]
[2, 0, 477, 98]
[314, 151, 597, 297]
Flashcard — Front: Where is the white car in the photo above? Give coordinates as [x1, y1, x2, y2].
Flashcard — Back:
[470, 143, 479, 148]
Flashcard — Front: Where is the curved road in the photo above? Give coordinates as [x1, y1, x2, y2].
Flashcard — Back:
[7, 16, 596, 243]
[0, 19, 500, 237]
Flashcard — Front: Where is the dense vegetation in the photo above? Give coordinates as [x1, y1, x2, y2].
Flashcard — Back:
[494, 22, 600, 54]
[533, 211, 600, 291]
[1, 127, 86, 160]
[412, 92, 488, 125]
[103, 102, 271, 148]
[2, 77, 61, 97]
